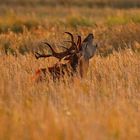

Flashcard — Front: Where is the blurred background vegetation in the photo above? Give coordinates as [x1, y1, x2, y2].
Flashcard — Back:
[0, 0, 140, 56]
[0, 0, 140, 8]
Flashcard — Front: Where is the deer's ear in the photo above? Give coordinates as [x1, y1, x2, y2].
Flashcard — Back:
[82, 42, 97, 60]
[82, 34, 97, 60]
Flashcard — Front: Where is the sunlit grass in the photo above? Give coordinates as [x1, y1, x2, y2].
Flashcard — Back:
[0, 5, 140, 140]
[107, 15, 140, 26]
[0, 49, 140, 140]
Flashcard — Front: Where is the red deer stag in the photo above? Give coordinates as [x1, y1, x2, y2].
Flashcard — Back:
[33, 32, 97, 82]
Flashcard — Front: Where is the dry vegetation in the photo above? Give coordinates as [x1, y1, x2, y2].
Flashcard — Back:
[0, 1, 140, 140]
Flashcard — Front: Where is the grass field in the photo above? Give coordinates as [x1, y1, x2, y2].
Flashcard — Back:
[0, 1, 140, 140]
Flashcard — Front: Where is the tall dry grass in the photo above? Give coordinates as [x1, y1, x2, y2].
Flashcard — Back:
[0, 48, 140, 140]
[0, 6, 140, 140]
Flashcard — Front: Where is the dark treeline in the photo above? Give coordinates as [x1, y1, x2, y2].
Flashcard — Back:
[0, 0, 140, 8]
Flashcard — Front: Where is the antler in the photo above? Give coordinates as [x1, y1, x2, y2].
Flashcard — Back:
[35, 32, 78, 60]
[33, 32, 98, 81]
[35, 52, 52, 59]
[77, 35, 82, 51]
[64, 32, 78, 51]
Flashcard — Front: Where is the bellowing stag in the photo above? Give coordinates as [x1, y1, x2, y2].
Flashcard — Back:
[33, 32, 97, 82]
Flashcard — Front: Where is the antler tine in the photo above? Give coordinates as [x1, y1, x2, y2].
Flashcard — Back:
[35, 52, 52, 59]
[43, 42, 57, 55]
[44, 42, 64, 59]
[59, 45, 69, 50]
[43, 41, 73, 60]
[65, 32, 74, 43]
[64, 32, 77, 51]
[34, 42, 58, 59]
[77, 35, 82, 51]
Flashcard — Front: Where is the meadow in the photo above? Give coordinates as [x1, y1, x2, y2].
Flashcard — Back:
[0, 1, 140, 140]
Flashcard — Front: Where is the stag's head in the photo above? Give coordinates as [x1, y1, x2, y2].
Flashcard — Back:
[77, 33, 97, 77]
[34, 32, 97, 80]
